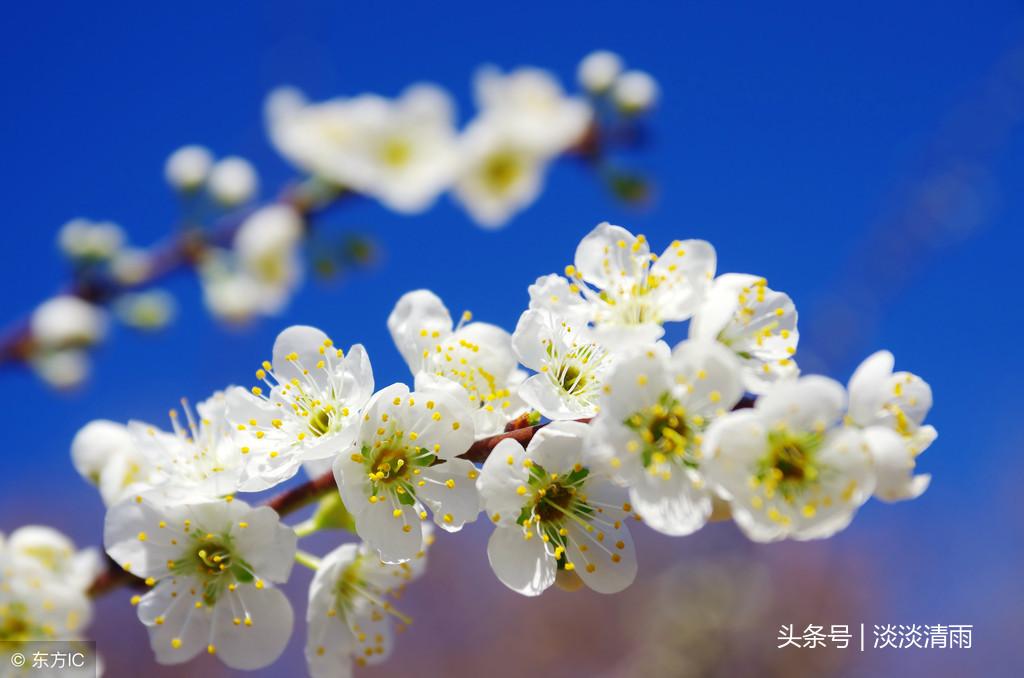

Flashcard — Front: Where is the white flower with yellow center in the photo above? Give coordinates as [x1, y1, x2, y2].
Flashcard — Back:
[388, 290, 526, 437]
[333, 383, 480, 564]
[4, 527, 102, 595]
[267, 84, 458, 213]
[478, 421, 637, 596]
[71, 419, 156, 506]
[305, 535, 430, 678]
[847, 351, 934, 502]
[226, 325, 374, 490]
[511, 309, 612, 420]
[473, 65, 592, 157]
[451, 115, 550, 228]
[0, 539, 92, 643]
[104, 493, 296, 669]
[689, 273, 799, 394]
[587, 339, 744, 536]
[704, 376, 875, 542]
[532, 222, 717, 348]
[126, 391, 249, 497]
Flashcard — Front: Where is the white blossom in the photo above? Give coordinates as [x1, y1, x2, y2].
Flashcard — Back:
[388, 290, 527, 436]
[848, 350, 934, 502]
[333, 383, 479, 563]
[30, 348, 91, 390]
[267, 85, 459, 213]
[532, 222, 716, 348]
[4, 527, 102, 594]
[164, 145, 213, 192]
[511, 308, 612, 420]
[30, 296, 108, 349]
[207, 156, 258, 206]
[305, 535, 429, 678]
[71, 419, 136, 485]
[473, 65, 592, 157]
[450, 115, 550, 228]
[578, 50, 623, 93]
[689, 273, 799, 394]
[57, 218, 125, 261]
[227, 325, 375, 490]
[104, 493, 296, 669]
[587, 339, 745, 536]
[114, 290, 177, 331]
[479, 420, 636, 595]
[704, 376, 875, 541]
[612, 70, 659, 113]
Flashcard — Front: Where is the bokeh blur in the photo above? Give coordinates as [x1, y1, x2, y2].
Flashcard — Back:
[2, 1, 1023, 676]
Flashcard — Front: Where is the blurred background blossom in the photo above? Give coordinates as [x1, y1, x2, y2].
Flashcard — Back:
[1, 1, 1023, 676]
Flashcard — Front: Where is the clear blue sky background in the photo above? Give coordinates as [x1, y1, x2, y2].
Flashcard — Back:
[2, 2, 1022, 676]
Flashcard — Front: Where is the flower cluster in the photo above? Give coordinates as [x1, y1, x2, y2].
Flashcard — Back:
[0, 527, 100, 648]
[24, 217, 937, 674]
[12, 51, 657, 391]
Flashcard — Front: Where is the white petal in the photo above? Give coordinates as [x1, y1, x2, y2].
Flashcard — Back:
[755, 375, 846, 432]
[478, 438, 531, 525]
[670, 338, 745, 414]
[649, 239, 716, 321]
[356, 499, 423, 564]
[847, 350, 894, 425]
[574, 222, 647, 289]
[863, 426, 930, 502]
[599, 344, 671, 420]
[214, 585, 294, 670]
[387, 289, 453, 371]
[272, 325, 332, 388]
[564, 513, 637, 594]
[628, 470, 712, 536]
[527, 421, 589, 475]
[486, 526, 556, 596]
[416, 460, 482, 532]
[229, 506, 297, 583]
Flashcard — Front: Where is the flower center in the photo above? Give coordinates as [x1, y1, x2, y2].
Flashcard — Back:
[0, 604, 38, 643]
[308, 405, 334, 437]
[380, 138, 412, 167]
[625, 394, 698, 468]
[755, 430, 823, 501]
[370, 448, 411, 485]
[482, 151, 523, 193]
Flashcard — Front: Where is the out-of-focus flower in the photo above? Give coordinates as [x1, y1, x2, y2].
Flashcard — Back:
[689, 273, 799, 394]
[511, 309, 612, 420]
[704, 376, 874, 541]
[388, 290, 527, 436]
[531, 222, 716, 348]
[30, 348, 90, 390]
[305, 536, 429, 678]
[164, 145, 214, 192]
[227, 325, 375, 489]
[588, 339, 744, 536]
[578, 50, 624, 94]
[450, 116, 549, 228]
[479, 420, 637, 596]
[4, 526, 102, 593]
[110, 247, 152, 285]
[612, 70, 659, 113]
[199, 204, 304, 324]
[267, 85, 459, 213]
[333, 383, 479, 564]
[114, 290, 177, 331]
[104, 493, 296, 669]
[57, 219, 125, 261]
[30, 296, 108, 350]
[473, 66, 592, 157]
[848, 351, 934, 502]
[71, 418, 136, 485]
[207, 156, 258, 206]
[0, 528, 94, 643]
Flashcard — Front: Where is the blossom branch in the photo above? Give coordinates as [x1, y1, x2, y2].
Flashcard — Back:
[87, 395, 756, 598]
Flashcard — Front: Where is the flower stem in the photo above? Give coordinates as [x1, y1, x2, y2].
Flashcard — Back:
[294, 550, 322, 571]
[293, 519, 318, 538]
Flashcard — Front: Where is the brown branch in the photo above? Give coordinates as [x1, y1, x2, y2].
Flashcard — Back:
[0, 181, 349, 366]
[88, 395, 757, 598]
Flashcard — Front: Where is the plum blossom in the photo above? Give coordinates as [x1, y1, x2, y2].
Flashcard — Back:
[531, 222, 716, 348]
[388, 290, 526, 436]
[333, 383, 480, 563]
[479, 421, 637, 596]
[847, 350, 934, 502]
[267, 84, 459, 213]
[689, 273, 799, 394]
[511, 308, 613, 420]
[305, 534, 430, 678]
[227, 325, 374, 489]
[104, 493, 296, 669]
[587, 339, 744, 536]
[704, 376, 875, 541]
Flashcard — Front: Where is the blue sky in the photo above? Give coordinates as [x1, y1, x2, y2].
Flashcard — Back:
[2, 2, 1022, 675]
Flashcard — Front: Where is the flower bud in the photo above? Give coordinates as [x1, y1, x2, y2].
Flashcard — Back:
[30, 295, 108, 349]
[612, 70, 659, 113]
[577, 50, 623, 93]
[208, 156, 258, 206]
[164, 144, 213, 191]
